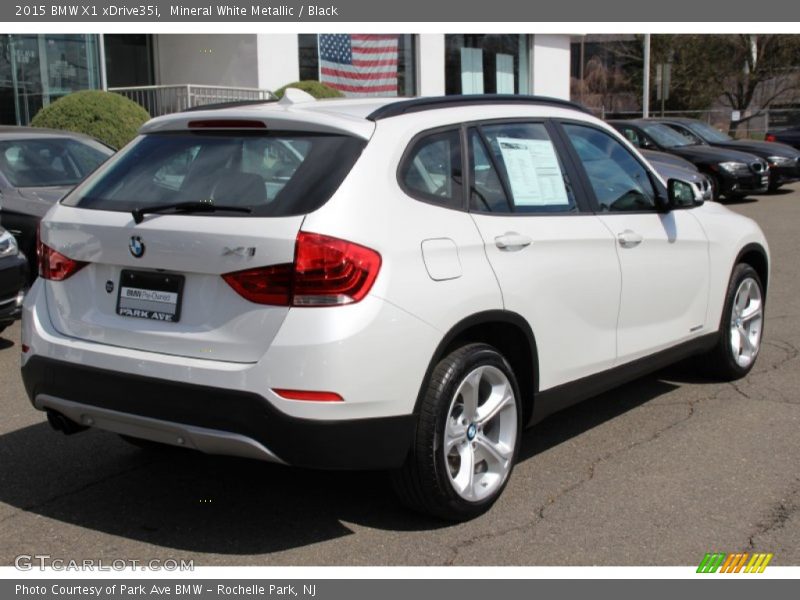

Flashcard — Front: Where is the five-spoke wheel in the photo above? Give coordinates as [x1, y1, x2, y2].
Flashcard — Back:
[392, 343, 522, 521]
[705, 263, 765, 379]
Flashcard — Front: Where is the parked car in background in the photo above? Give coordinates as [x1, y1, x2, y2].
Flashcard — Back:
[653, 117, 800, 192]
[0, 226, 27, 335]
[640, 149, 713, 201]
[608, 119, 769, 201]
[23, 93, 769, 520]
[766, 126, 800, 151]
[0, 127, 114, 281]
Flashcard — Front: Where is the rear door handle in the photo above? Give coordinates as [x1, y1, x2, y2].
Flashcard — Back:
[617, 229, 643, 248]
[494, 232, 533, 251]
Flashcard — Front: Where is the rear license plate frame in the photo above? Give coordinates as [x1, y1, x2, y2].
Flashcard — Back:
[116, 270, 185, 323]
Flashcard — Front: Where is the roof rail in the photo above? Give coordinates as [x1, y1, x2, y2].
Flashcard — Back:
[182, 98, 278, 113]
[367, 95, 591, 121]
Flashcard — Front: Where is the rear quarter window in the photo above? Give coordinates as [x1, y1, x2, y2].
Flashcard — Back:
[63, 132, 365, 217]
[399, 129, 464, 210]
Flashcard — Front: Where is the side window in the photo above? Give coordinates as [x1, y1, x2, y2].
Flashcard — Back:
[563, 124, 657, 212]
[400, 130, 463, 209]
[475, 122, 577, 213]
[619, 127, 642, 147]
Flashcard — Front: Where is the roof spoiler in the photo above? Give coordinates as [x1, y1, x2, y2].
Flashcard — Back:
[367, 95, 592, 121]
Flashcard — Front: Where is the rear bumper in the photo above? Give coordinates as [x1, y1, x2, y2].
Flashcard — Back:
[22, 355, 416, 470]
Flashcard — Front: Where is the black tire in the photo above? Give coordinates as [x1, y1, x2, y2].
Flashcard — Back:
[702, 263, 765, 380]
[0, 326, 6, 336]
[392, 343, 522, 521]
[767, 180, 781, 193]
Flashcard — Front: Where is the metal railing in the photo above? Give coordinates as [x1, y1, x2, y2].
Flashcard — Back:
[108, 84, 276, 117]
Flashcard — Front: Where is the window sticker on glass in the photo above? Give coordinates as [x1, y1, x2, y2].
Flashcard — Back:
[496, 137, 569, 206]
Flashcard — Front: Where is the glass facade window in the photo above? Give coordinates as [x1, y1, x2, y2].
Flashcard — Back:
[0, 34, 101, 125]
[297, 34, 417, 97]
[104, 34, 154, 88]
[445, 35, 530, 95]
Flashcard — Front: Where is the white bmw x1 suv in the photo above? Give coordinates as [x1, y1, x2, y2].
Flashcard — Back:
[22, 92, 769, 520]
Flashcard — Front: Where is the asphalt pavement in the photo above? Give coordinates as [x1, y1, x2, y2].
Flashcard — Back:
[1, 187, 798, 566]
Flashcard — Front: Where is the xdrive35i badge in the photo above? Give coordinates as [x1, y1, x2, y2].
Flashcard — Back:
[129, 236, 145, 258]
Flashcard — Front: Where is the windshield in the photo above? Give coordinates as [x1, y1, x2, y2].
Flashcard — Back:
[0, 137, 112, 188]
[686, 121, 733, 143]
[64, 131, 366, 217]
[640, 123, 695, 148]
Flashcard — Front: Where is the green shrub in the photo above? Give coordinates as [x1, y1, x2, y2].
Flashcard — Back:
[273, 81, 344, 100]
[30, 90, 150, 149]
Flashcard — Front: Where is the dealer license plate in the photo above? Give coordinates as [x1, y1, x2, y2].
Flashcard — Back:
[116, 270, 185, 323]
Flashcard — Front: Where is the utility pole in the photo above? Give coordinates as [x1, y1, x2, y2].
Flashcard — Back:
[579, 35, 585, 105]
[643, 34, 651, 118]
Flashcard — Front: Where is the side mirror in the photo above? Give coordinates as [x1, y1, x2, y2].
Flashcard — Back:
[667, 178, 698, 209]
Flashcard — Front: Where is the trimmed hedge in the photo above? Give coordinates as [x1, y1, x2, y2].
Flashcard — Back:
[30, 90, 150, 149]
[273, 81, 345, 99]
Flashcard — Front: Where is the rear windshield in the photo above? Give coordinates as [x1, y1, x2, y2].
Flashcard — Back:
[63, 132, 366, 217]
[0, 137, 112, 188]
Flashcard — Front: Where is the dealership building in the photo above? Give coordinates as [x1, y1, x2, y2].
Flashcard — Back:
[0, 33, 571, 125]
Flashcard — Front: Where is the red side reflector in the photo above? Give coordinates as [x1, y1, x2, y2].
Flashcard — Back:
[187, 119, 266, 129]
[21, 344, 29, 354]
[272, 389, 344, 402]
[765, 134, 776, 142]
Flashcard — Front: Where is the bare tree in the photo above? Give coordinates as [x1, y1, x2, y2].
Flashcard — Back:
[602, 34, 800, 133]
[571, 56, 635, 115]
[679, 35, 800, 134]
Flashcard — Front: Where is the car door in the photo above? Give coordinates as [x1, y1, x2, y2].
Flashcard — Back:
[559, 122, 710, 364]
[467, 121, 621, 391]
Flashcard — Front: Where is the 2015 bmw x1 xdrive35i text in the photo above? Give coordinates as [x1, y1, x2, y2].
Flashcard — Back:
[21, 92, 769, 520]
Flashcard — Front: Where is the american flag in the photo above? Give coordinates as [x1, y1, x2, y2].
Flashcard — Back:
[318, 34, 399, 97]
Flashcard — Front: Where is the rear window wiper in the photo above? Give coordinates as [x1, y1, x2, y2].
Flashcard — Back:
[132, 201, 252, 224]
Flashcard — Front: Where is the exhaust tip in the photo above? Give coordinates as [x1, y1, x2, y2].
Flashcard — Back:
[46, 410, 89, 435]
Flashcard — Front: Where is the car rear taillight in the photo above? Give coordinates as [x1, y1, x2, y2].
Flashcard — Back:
[37, 233, 87, 281]
[765, 134, 777, 142]
[222, 232, 381, 307]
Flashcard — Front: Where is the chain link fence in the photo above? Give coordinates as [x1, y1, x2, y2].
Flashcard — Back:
[594, 107, 800, 139]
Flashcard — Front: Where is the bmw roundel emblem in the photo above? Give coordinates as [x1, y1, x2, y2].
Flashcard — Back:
[129, 236, 145, 258]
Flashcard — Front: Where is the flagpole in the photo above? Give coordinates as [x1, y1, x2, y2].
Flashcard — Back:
[316, 34, 322, 82]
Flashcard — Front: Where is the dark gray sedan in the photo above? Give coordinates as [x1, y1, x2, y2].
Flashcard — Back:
[0, 127, 113, 280]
